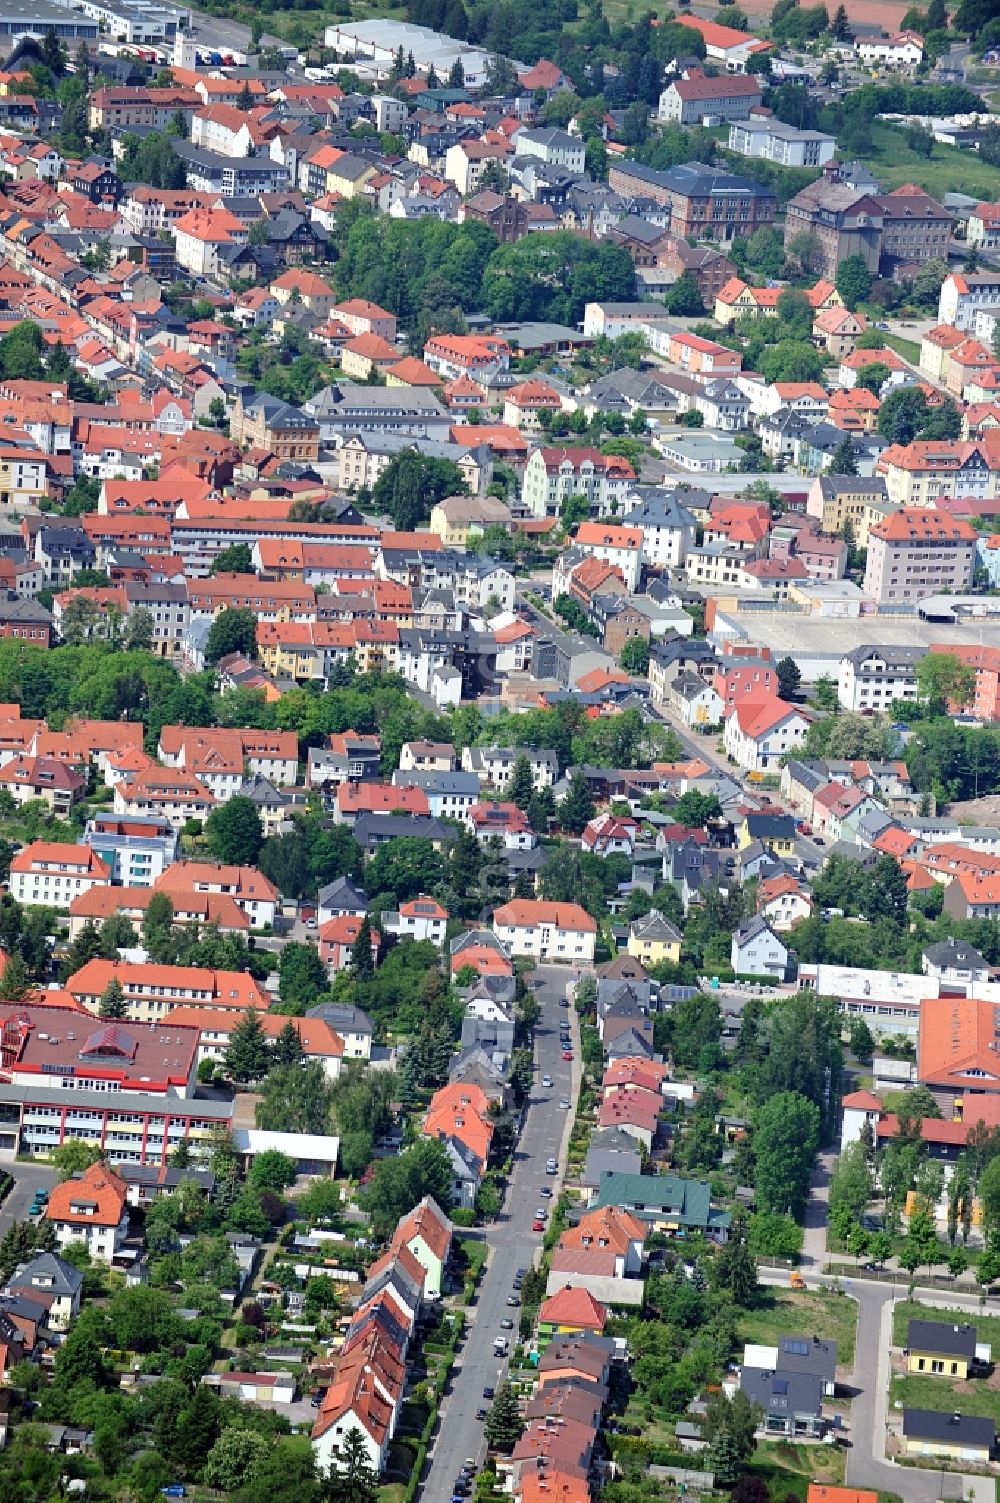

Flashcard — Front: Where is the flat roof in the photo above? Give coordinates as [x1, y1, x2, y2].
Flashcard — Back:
[712, 613, 1000, 656]
[0, 1081, 233, 1116]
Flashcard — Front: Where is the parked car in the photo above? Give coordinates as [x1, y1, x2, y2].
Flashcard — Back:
[532, 1219, 545, 1231]
[500, 1318, 514, 1330]
[541, 1074, 553, 1087]
[482, 1386, 494, 1400]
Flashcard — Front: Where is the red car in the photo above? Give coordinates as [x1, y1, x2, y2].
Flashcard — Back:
[562, 1050, 573, 1060]
[532, 1220, 545, 1231]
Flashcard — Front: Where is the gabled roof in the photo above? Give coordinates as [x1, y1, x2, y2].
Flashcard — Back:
[538, 1285, 607, 1330]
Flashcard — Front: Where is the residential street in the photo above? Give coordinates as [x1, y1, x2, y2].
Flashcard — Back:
[784, 1168, 994, 1503]
[419, 965, 582, 1498]
[0, 1161, 57, 1238]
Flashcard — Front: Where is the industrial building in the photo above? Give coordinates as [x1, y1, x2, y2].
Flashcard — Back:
[323, 19, 495, 89]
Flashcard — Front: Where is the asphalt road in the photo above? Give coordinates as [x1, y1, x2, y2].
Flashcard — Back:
[419, 965, 581, 1498]
[0, 1161, 58, 1237]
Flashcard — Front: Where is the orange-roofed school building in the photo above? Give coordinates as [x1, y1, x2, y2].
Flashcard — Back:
[65, 959, 269, 1023]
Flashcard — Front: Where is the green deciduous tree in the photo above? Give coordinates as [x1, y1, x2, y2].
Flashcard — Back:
[210, 543, 254, 576]
[206, 608, 257, 665]
[278, 942, 328, 1013]
[358, 1137, 454, 1239]
[206, 796, 263, 866]
[371, 449, 467, 531]
[836, 253, 872, 310]
[752, 1090, 820, 1217]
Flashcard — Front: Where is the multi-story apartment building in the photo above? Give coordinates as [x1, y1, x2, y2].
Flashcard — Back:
[521, 446, 635, 519]
[878, 186, 953, 269]
[878, 440, 999, 506]
[838, 645, 925, 713]
[864, 508, 977, 603]
[784, 167, 883, 279]
[805, 473, 893, 546]
[10, 841, 110, 907]
[938, 271, 1000, 332]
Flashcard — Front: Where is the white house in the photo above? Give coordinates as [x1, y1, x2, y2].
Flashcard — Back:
[723, 698, 810, 773]
[492, 898, 596, 963]
[382, 895, 449, 946]
[43, 1162, 129, 1265]
[731, 916, 791, 979]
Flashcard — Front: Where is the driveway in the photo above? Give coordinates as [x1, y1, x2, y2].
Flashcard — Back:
[0, 1161, 57, 1236]
[418, 965, 581, 1498]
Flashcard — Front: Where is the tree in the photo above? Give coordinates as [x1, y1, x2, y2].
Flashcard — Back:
[504, 754, 535, 812]
[271, 1018, 304, 1068]
[99, 976, 127, 1019]
[484, 1381, 524, 1449]
[776, 656, 801, 700]
[210, 543, 254, 576]
[619, 637, 650, 674]
[752, 1090, 820, 1217]
[836, 253, 872, 310]
[878, 386, 929, 445]
[855, 361, 890, 395]
[830, 435, 858, 477]
[705, 1426, 742, 1486]
[371, 449, 467, 531]
[204, 1429, 270, 1492]
[143, 891, 175, 962]
[350, 913, 375, 975]
[206, 608, 256, 665]
[664, 271, 705, 316]
[206, 796, 263, 866]
[278, 942, 328, 1012]
[863, 853, 909, 927]
[358, 1137, 454, 1238]
[0, 953, 30, 1001]
[124, 607, 155, 651]
[225, 1009, 271, 1083]
[328, 1425, 378, 1503]
[673, 790, 722, 828]
[828, 1140, 873, 1220]
[249, 1149, 298, 1193]
[51, 1140, 102, 1183]
[917, 650, 976, 712]
[558, 773, 596, 835]
[256, 1060, 334, 1134]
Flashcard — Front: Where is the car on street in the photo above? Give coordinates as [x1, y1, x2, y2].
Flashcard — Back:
[493, 1337, 508, 1355]
[539, 1185, 552, 1197]
[559, 998, 569, 1007]
[534, 1206, 547, 1219]
[541, 1074, 553, 1087]
[532, 1219, 545, 1231]
[546, 1157, 557, 1173]
[562, 1050, 573, 1060]
[482, 1386, 494, 1399]
[516, 1267, 527, 1276]
[475, 1408, 487, 1421]
[506, 1295, 519, 1306]
[500, 1318, 514, 1330]
[559, 1098, 570, 1109]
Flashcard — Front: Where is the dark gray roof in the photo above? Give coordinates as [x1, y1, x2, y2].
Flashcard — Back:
[741, 1367, 823, 1419]
[907, 1320, 978, 1360]
[902, 1409, 994, 1447]
[776, 1334, 837, 1382]
[923, 939, 988, 971]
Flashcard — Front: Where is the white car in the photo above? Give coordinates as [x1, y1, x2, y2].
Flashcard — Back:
[559, 1098, 570, 1110]
[541, 1074, 553, 1087]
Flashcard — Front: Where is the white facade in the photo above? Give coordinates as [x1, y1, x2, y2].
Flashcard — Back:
[11, 858, 109, 908]
[723, 704, 810, 773]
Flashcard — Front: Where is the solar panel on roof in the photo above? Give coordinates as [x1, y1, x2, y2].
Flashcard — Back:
[772, 1379, 788, 1394]
[783, 1338, 809, 1355]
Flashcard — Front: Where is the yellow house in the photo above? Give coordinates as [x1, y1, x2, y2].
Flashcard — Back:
[626, 911, 682, 965]
[738, 813, 797, 856]
[906, 1319, 976, 1380]
[902, 1409, 993, 1462]
[429, 495, 514, 549]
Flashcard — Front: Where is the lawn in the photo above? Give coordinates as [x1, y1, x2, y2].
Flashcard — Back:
[743, 1439, 846, 1499]
[882, 333, 921, 365]
[857, 123, 1000, 199]
[892, 1299, 1000, 1355]
[889, 1368, 1000, 1426]
[739, 1288, 859, 1368]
